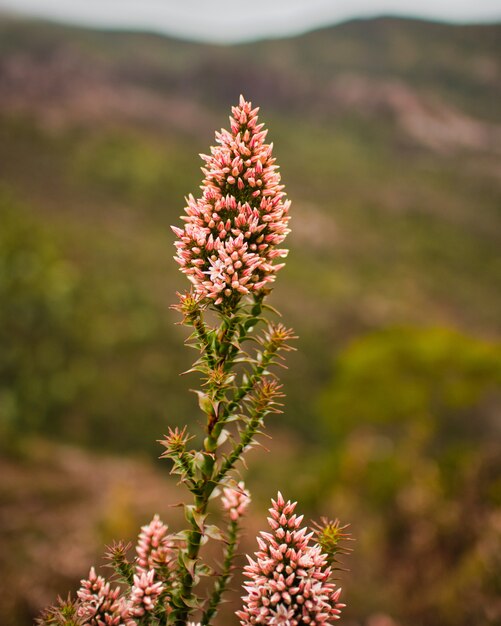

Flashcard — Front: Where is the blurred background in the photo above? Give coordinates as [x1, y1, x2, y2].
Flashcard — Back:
[0, 1, 500, 625]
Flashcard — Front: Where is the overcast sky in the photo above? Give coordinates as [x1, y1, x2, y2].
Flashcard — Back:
[1, 0, 500, 43]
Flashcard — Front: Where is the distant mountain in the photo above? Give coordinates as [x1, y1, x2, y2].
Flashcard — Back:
[1, 15, 500, 151]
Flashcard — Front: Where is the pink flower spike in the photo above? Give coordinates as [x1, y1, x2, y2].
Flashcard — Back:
[136, 514, 176, 574]
[236, 494, 345, 626]
[172, 96, 290, 307]
[77, 567, 124, 626]
[221, 481, 251, 521]
[128, 569, 165, 618]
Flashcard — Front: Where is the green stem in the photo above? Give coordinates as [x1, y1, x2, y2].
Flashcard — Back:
[178, 450, 197, 488]
[204, 311, 242, 454]
[201, 519, 239, 626]
[172, 497, 208, 626]
[230, 346, 276, 411]
[210, 341, 277, 447]
[215, 405, 266, 485]
[173, 312, 242, 624]
[192, 310, 216, 369]
[214, 312, 240, 365]
[173, 298, 273, 624]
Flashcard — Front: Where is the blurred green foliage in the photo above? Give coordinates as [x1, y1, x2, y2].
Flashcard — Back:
[0, 187, 83, 438]
[73, 130, 199, 210]
[320, 326, 500, 437]
[0, 185, 191, 451]
[313, 327, 501, 625]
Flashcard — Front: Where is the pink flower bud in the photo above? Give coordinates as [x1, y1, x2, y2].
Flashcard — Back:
[221, 481, 251, 521]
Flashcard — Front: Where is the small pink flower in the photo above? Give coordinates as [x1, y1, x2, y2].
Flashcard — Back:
[173, 95, 290, 306]
[237, 493, 345, 625]
[128, 569, 165, 618]
[77, 567, 123, 626]
[136, 514, 175, 574]
[221, 481, 251, 521]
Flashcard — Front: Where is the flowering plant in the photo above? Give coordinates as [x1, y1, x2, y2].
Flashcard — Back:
[39, 96, 350, 626]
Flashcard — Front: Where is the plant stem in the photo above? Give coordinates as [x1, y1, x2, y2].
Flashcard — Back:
[192, 311, 216, 369]
[174, 299, 278, 623]
[172, 496, 208, 626]
[174, 311, 242, 625]
[215, 406, 266, 485]
[201, 519, 239, 626]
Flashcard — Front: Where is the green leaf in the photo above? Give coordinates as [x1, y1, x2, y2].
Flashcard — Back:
[183, 593, 201, 609]
[182, 554, 197, 578]
[251, 302, 263, 316]
[192, 451, 206, 476]
[244, 316, 261, 331]
[196, 563, 214, 577]
[184, 504, 196, 524]
[205, 524, 225, 541]
[172, 530, 191, 542]
[216, 429, 230, 446]
[193, 390, 213, 414]
[192, 508, 208, 531]
[208, 486, 222, 500]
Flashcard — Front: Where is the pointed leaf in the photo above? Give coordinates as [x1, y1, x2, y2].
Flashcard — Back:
[216, 429, 230, 446]
[205, 524, 226, 542]
[192, 508, 208, 532]
[193, 390, 213, 414]
[182, 554, 197, 578]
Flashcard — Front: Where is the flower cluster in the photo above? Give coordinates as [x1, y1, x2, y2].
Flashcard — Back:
[173, 95, 290, 306]
[136, 514, 175, 574]
[127, 570, 165, 622]
[221, 481, 251, 521]
[237, 493, 345, 625]
[77, 567, 125, 626]
[76, 516, 173, 625]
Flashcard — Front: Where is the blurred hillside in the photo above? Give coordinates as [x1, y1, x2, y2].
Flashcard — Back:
[0, 14, 500, 626]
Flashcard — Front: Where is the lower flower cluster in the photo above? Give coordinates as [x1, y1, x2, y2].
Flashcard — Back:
[77, 515, 173, 625]
[77, 567, 126, 626]
[237, 493, 345, 626]
[68, 491, 346, 626]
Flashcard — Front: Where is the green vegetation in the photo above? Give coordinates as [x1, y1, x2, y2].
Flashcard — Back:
[0, 13, 500, 626]
[0, 183, 192, 452]
[313, 327, 501, 625]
